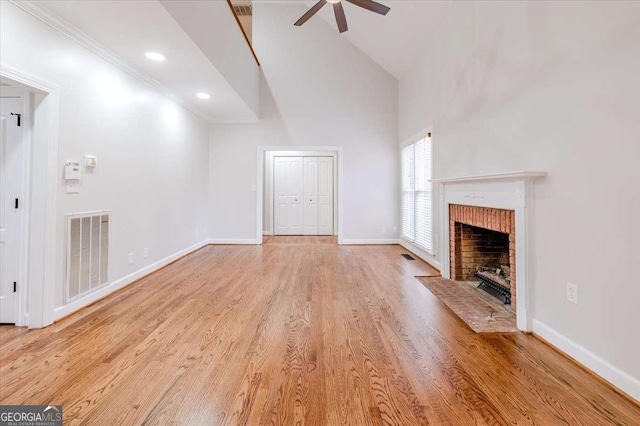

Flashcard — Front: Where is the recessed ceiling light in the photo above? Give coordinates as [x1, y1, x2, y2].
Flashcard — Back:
[145, 52, 166, 62]
[197, 93, 211, 100]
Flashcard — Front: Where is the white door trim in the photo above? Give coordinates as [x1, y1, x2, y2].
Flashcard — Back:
[1, 64, 60, 328]
[256, 146, 343, 244]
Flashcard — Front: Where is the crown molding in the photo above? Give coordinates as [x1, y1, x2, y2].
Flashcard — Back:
[1, 62, 60, 93]
[9, 0, 218, 124]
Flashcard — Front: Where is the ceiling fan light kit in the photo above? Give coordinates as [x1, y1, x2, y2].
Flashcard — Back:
[294, 0, 390, 34]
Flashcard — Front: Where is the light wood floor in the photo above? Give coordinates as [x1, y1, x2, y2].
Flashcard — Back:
[1, 239, 638, 425]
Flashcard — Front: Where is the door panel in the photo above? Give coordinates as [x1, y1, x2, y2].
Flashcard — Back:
[318, 157, 334, 235]
[303, 157, 319, 235]
[274, 157, 304, 235]
[0, 97, 23, 324]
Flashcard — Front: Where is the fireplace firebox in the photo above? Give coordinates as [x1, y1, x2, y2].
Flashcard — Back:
[450, 205, 516, 307]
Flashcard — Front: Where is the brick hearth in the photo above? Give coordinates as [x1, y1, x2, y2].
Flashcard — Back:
[449, 204, 516, 308]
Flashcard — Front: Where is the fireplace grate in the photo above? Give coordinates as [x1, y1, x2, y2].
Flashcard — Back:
[474, 270, 511, 304]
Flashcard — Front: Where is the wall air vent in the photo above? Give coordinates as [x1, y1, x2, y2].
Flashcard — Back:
[233, 4, 252, 16]
[65, 211, 110, 302]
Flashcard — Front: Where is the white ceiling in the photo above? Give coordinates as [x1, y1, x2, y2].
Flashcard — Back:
[36, 0, 257, 122]
[304, 0, 453, 79]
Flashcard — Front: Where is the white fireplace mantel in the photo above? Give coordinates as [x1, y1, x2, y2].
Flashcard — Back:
[436, 171, 546, 332]
[431, 171, 546, 184]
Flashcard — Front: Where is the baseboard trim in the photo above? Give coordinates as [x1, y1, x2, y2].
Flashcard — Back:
[398, 240, 442, 271]
[208, 238, 260, 245]
[532, 319, 640, 403]
[53, 240, 209, 321]
[339, 239, 399, 245]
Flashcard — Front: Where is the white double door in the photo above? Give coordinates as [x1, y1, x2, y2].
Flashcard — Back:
[274, 156, 334, 236]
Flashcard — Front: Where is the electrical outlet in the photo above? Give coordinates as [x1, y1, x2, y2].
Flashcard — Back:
[128, 253, 134, 265]
[566, 282, 578, 305]
[393, 226, 398, 233]
[143, 247, 149, 259]
[381, 227, 387, 234]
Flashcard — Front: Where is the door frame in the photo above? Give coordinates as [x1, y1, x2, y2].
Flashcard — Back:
[256, 146, 343, 244]
[1, 64, 60, 328]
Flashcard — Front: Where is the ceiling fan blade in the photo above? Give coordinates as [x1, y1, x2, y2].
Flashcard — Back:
[294, 0, 327, 26]
[345, 0, 390, 16]
[333, 2, 348, 33]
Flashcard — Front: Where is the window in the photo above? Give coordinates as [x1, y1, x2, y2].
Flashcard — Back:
[401, 133, 433, 254]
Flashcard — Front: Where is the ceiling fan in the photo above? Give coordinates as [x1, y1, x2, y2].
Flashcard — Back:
[294, 0, 390, 34]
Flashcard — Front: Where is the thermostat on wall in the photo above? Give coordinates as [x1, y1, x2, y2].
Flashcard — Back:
[64, 161, 82, 180]
[85, 155, 98, 168]
[64, 160, 82, 194]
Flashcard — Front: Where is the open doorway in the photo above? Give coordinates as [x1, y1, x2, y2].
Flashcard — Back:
[256, 147, 343, 244]
[0, 67, 60, 328]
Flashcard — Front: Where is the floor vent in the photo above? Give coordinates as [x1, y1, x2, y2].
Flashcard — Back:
[401, 253, 415, 260]
[65, 211, 110, 302]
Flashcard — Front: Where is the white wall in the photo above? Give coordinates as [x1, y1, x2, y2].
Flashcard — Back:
[400, 1, 640, 395]
[209, 3, 398, 242]
[1, 2, 210, 310]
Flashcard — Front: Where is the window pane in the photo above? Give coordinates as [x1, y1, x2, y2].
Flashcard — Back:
[415, 135, 433, 252]
[403, 134, 433, 252]
[402, 191, 415, 240]
[401, 144, 414, 191]
[401, 144, 415, 240]
[415, 190, 432, 252]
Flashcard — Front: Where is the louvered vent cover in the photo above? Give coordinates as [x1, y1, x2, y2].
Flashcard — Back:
[233, 4, 252, 16]
[66, 212, 110, 302]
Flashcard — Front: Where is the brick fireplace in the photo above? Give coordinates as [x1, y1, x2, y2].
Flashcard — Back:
[434, 171, 545, 331]
[449, 204, 516, 307]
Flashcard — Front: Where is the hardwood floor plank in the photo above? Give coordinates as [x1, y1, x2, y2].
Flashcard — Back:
[1, 238, 638, 425]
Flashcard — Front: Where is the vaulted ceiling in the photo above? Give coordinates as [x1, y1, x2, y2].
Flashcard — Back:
[31, 0, 451, 121]
[304, 0, 452, 79]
